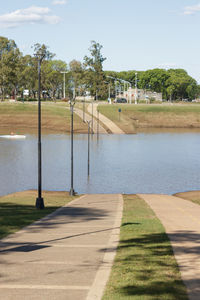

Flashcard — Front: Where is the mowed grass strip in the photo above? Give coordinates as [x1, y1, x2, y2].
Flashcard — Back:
[0, 190, 76, 239]
[102, 194, 188, 300]
[98, 104, 200, 133]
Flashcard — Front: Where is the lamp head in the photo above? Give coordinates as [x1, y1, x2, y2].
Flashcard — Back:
[69, 97, 76, 106]
[34, 45, 46, 62]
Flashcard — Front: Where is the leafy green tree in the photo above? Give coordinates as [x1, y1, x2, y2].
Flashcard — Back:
[0, 36, 21, 100]
[140, 69, 169, 97]
[69, 60, 85, 96]
[84, 41, 107, 99]
[33, 43, 56, 98]
[17, 55, 38, 98]
[43, 60, 67, 99]
[166, 69, 197, 100]
[33, 43, 55, 61]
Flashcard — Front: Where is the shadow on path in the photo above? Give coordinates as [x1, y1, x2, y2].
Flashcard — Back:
[114, 231, 192, 299]
[0, 203, 111, 254]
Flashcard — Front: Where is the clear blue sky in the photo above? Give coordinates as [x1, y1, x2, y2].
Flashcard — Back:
[0, 0, 200, 81]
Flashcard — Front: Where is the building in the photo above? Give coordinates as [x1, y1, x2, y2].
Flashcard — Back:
[121, 88, 162, 103]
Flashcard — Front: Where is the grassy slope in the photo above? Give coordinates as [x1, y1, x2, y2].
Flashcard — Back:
[102, 195, 188, 300]
[173, 190, 200, 206]
[0, 102, 87, 133]
[98, 104, 200, 133]
[0, 190, 76, 239]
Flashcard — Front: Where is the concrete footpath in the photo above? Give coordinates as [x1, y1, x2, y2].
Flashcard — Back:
[73, 106, 107, 134]
[87, 103, 125, 134]
[138, 194, 200, 300]
[0, 194, 123, 300]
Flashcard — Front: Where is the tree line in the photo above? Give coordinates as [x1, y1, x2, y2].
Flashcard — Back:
[0, 36, 199, 101]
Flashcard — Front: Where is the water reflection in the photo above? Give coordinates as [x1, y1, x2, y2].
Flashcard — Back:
[0, 132, 200, 196]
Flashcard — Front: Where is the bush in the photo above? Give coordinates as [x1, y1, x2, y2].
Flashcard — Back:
[18, 97, 37, 102]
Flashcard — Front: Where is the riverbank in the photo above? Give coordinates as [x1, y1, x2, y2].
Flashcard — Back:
[0, 102, 87, 134]
[98, 104, 200, 134]
[2, 102, 200, 135]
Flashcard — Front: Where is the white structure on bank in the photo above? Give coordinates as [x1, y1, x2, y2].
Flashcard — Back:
[122, 88, 162, 103]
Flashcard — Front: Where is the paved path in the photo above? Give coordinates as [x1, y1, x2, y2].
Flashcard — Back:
[73, 107, 107, 134]
[138, 194, 200, 300]
[87, 103, 125, 134]
[0, 194, 123, 300]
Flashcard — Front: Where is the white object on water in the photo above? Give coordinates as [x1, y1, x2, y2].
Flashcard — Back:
[0, 135, 26, 139]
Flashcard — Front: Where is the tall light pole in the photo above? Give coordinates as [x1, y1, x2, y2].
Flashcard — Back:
[73, 82, 76, 99]
[61, 71, 67, 99]
[35, 50, 45, 209]
[135, 72, 138, 105]
[104, 81, 111, 104]
[82, 93, 86, 122]
[87, 120, 91, 177]
[91, 99, 94, 134]
[69, 97, 76, 196]
[97, 109, 99, 140]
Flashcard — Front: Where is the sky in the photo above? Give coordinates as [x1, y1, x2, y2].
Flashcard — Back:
[0, 0, 200, 81]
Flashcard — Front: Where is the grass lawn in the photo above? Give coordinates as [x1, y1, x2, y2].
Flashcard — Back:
[102, 194, 188, 300]
[0, 102, 87, 133]
[0, 190, 76, 239]
[173, 190, 200, 206]
[98, 104, 200, 133]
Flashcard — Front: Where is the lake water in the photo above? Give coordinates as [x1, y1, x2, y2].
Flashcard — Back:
[0, 132, 200, 196]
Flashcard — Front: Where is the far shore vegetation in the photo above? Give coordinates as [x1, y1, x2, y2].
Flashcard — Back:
[102, 194, 188, 300]
[0, 36, 200, 103]
[0, 190, 75, 239]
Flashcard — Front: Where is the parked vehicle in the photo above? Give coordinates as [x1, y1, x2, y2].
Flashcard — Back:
[114, 98, 127, 103]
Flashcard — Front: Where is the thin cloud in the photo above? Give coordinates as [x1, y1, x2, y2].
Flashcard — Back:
[0, 6, 61, 28]
[52, 0, 67, 5]
[183, 3, 200, 15]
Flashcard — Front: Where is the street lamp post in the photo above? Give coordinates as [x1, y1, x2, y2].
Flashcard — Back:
[108, 84, 111, 103]
[35, 51, 45, 209]
[82, 93, 86, 122]
[61, 71, 67, 99]
[87, 120, 91, 177]
[97, 109, 99, 140]
[69, 98, 76, 196]
[91, 99, 94, 134]
[62, 72, 66, 99]
[135, 72, 138, 105]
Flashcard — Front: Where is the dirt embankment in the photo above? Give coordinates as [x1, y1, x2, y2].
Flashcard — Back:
[0, 112, 88, 134]
[173, 190, 200, 206]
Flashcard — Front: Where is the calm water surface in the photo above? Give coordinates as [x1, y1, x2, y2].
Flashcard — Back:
[0, 132, 200, 196]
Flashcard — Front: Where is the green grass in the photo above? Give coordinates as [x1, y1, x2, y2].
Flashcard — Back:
[98, 104, 200, 132]
[98, 104, 200, 120]
[0, 190, 76, 239]
[102, 195, 188, 300]
[0, 102, 69, 117]
[99, 104, 200, 114]
[0, 102, 37, 113]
